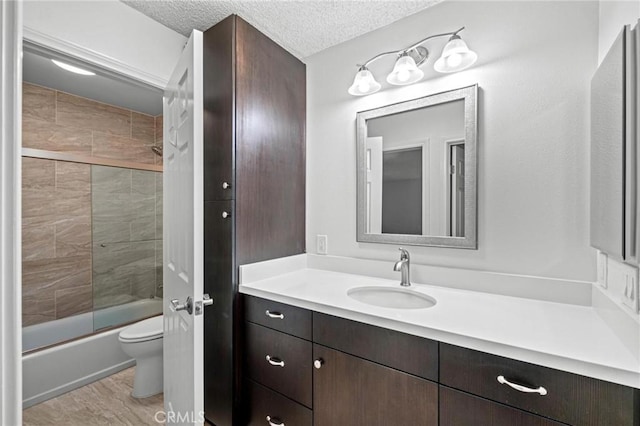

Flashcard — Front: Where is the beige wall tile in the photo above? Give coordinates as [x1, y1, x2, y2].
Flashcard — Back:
[56, 161, 91, 193]
[57, 91, 131, 137]
[23, 83, 55, 123]
[93, 132, 156, 164]
[22, 157, 55, 190]
[23, 296, 56, 327]
[132, 112, 155, 143]
[22, 224, 55, 261]
[22, 255, 91, 300]
[55, 285, 92, 319]
[22, 187, 57, 226]
[22, 117, 93, 154]
[56, 221, 91, 257]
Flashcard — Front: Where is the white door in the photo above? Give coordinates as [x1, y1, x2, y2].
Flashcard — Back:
[366, 137, 383, 233]
[163, 30, 205, 425]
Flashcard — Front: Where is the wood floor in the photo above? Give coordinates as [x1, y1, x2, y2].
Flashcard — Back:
[23, 368, 164, 425]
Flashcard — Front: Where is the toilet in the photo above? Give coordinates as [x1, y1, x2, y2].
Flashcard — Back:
[118, 315, 164, 398]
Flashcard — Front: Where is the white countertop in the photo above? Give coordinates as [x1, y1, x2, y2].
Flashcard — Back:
[240, 266, 640, 389]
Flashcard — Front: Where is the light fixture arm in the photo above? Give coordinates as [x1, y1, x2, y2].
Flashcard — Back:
[360, 27, 465, 68]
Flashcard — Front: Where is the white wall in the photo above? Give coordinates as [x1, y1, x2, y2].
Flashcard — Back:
[23, 0, 186, 87]
[598, 0, 640, 62]
[306, 1, 599, 281]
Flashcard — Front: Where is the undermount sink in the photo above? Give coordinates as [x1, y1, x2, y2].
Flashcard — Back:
[347, 286, 436, 309]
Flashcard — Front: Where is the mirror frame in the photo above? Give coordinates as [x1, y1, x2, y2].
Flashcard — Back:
[356, 84, 478, 249]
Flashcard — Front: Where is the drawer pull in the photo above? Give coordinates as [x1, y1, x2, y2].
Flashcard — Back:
[497, 375, 547, 396]
[265, 310, 285, 319]
[266, 355, 285, 367]
[266, 416, 284, 426]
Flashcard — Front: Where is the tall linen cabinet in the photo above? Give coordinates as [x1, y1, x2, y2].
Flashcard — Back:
[202, 15, 306, 426]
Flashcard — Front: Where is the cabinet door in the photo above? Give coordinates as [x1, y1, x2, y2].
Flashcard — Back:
[203, 200, 235, 426]
[313, 344, 438, 426]
[440, 386, 564, 426]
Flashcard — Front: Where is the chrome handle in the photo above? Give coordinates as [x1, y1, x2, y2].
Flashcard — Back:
[266, 416, 284, 426]
[222, 182, 230, 189]
[170, 297, 193, 315]
[265, 310, 284, 319]
[497, 375, 547, 396]
[202, 293, 214, 307]
[222, 211, 230, 219]
[314, 358, 324, 369]
[266, 355, 285, 367]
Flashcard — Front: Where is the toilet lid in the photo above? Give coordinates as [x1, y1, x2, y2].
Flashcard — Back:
[120, 315, 163, 342]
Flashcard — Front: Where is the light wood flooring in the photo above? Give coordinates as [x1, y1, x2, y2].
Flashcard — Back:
[23, 368, 164, 425]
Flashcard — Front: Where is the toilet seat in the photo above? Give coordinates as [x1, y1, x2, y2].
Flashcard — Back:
[119, 316, 163, 343]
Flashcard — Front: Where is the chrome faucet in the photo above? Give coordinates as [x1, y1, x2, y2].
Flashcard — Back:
[393, 248, 411, 287]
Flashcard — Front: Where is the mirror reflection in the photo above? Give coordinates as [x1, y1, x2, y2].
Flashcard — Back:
[356, 85, 477, 249]
[365, 99, 465, 237]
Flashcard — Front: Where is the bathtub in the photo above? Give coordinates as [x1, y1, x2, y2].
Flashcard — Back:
[22, 298, 162, 407]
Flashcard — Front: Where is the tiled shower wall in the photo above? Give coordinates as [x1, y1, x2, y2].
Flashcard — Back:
[22, 82, 163, 327]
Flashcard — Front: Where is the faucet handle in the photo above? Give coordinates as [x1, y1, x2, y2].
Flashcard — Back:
[398, 247, 410, 260]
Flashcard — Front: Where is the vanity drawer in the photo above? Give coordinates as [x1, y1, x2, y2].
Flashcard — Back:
[246, 380, 312, 426]
[440, 386, 564, 426]
[313, 312, 438, 381]
[440, 343, 639, 425]
[245, 295, 312, 340]
[245, 322, 313, 407]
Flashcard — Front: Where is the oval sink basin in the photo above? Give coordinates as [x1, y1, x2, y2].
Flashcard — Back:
[347, 286, 436, 309]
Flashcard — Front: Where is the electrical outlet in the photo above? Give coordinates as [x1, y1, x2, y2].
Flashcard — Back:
[317, 235, 328, 255]
[621, 267, 639, 313]
[597, 251, 608, 288]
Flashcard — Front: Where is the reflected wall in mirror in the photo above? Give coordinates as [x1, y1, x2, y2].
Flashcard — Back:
[356, 85, 477, 249]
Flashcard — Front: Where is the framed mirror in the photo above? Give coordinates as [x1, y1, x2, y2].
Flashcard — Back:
[356, 85, 478, 249]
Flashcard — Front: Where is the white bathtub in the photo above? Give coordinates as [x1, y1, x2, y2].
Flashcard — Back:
[22, 298, 163, 407]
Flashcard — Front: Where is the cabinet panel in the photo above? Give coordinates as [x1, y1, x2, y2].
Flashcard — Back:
[203, 200, 236, 426]
[313, 344, 438, 426]
[440, 386, 564, 426]
[245, 295, 312, 340]
[313, 312, 438, 381]
[203, 15, 235, 202]
[247, 380, 312, 426]
[245, 322, 312, 407]
[440, 343, 639, 426]
[235, 16, 306, 265]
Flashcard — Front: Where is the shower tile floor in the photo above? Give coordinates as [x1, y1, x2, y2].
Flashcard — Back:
[23, 368, 164, 425]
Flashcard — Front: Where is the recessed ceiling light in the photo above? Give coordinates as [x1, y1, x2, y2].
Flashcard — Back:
[51, 59, 95, 76]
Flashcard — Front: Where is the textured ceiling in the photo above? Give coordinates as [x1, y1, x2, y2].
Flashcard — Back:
[121, 0, 442, 59]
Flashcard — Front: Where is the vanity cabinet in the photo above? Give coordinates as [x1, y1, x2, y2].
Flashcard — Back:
[440, 343, 639, 426]
[242, 295, 640, 426]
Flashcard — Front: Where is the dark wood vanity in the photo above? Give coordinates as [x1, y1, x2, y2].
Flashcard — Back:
[243, 295, 640, 426]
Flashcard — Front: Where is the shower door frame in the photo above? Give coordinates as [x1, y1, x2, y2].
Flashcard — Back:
[0, 1, 23, 424]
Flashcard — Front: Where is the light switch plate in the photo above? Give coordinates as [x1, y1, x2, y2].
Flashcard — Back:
[597, 251, 608, 288]
[317, 235, 328, 255]
[621, 266, 639, 313]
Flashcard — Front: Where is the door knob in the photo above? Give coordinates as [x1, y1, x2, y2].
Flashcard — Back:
[314, 358, 324, 369]
[194, 294, 214, 315]
[222, 182, 230, 189]
[222, 211, 230, 219]
[171, 296, 193, 314]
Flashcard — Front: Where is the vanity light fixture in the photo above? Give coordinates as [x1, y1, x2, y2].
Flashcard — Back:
[348, 27, 477, 96]
[51, 59, 96, 76]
